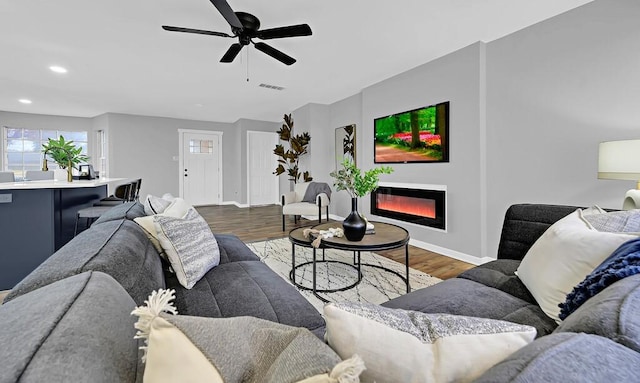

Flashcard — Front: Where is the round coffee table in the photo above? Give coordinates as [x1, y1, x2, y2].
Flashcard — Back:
[288, 226, 363, 295]
[288, 221, 411, 302]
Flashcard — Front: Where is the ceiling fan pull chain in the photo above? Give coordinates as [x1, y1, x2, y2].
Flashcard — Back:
[246, 48, 250, 82]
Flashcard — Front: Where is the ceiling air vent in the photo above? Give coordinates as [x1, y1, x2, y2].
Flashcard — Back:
[259, 83, 285, 91]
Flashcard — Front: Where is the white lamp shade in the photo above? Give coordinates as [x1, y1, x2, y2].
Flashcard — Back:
[598, 139, 640, 180]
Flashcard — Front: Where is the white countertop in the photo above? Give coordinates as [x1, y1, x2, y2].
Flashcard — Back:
[0, 177, 128, 190]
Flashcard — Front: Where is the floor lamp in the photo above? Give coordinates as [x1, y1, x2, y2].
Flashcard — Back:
[598, 139, 640, 210]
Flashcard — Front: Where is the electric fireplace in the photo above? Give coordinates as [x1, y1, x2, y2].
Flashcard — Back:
[371, 183, 446, 230]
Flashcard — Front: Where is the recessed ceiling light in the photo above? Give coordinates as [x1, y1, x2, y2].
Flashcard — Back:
[18, 99, 32, 104]
[49, 66, 68, 74]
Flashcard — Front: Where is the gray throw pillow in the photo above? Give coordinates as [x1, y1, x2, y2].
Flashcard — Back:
[584, 209, 640, 233]
[131, 289, 362, 383]
[0, 271, 139, 383]
[555, 273, 640, 352]
[154, 208, 220, 289]
[474, 333, 640, 383]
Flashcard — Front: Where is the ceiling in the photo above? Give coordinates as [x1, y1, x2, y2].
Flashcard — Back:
[0, 0, 592, 123]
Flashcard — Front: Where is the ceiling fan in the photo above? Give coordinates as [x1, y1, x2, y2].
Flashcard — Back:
[162, 0, 312, 66]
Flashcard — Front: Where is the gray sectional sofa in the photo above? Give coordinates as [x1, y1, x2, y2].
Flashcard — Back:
[1, 202, 639, 382]
[3, 202, 325, 336]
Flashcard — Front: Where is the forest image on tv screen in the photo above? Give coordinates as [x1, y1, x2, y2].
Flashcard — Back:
[374, 102, 448, 163]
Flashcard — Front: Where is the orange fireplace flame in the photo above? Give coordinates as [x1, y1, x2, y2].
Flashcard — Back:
[376, 195, 436, 218]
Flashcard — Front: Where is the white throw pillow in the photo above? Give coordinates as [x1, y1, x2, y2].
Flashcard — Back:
[134, 198, 193, 259]
[153, 208, 220, 289]
[324, 302, 536, 383]
[516, 208, 639, 323]
[143, 194, 173, 216]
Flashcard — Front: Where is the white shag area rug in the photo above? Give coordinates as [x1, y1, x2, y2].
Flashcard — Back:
[246, 237, 441, 312]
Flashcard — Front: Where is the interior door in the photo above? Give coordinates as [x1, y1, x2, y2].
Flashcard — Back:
[182, 131, 221, 206]
[247, 131, 278, 206]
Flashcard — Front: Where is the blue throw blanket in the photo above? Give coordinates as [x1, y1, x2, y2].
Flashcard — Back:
[559, 237, 640, 320]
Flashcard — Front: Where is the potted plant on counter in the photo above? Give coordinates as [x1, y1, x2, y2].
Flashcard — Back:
[330, 159, 393, 241]
[42, 136, 89, 182]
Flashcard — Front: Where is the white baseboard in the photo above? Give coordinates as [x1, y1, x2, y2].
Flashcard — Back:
[300, 214, 344, 221]
[220, 201, 249, 208]
[409, 238, 493, 266]
[329, 214, 344, 221]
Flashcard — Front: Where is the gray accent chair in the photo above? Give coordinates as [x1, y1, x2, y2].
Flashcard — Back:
[281, 182, 330, 230]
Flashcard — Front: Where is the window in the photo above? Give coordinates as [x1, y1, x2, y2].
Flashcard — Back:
[95, 129, 107, 177]
[189, 139, 213, 154]
[3, 127, 88, 178]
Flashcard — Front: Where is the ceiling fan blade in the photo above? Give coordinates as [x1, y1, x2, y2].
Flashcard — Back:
[220, 43, 243, 63]
[256, 24, 312, 40]
[162, 25, 232, 38]
[254, 42, 296, 65]
[209, 0, 243, 30]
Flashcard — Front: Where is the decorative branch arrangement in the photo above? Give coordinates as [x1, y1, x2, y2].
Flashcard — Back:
[330, 158, 393, 198]
[342, 124, 355, 158]
[273, 114, 313, 184]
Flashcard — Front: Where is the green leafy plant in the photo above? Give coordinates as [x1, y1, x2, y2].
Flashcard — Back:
[330, 158, 393, 198]
[42, 136, 89, 170]
[273, 114, 313, 183]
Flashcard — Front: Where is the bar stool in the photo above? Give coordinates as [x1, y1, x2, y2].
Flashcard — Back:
[74, 184, 130, 235]
[74, 206, 112, 236]
[95, 183, 132, 206]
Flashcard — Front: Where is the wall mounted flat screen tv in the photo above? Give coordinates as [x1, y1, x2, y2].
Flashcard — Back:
[374, 101, 449, 163]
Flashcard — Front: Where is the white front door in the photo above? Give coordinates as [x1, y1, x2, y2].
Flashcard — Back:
[181, 131, 222, 206]
[247, 131, 278, 206]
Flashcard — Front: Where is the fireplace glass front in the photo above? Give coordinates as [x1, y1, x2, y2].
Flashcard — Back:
[371, 186, 445, 230]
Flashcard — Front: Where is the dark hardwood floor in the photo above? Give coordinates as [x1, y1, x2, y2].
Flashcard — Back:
[197, 204, 474, 280]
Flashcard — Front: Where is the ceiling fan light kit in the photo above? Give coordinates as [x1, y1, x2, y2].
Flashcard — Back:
[162, 0, 312, 65]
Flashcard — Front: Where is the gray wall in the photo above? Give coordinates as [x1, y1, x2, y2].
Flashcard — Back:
[484, 0, 640, 258]
[361, 42, 485, 258]
[105, 113, 234, 201]
[291, 43, 485, 259]
[296, 0, 640, 261]
[1, 110, 282, 204]
[329, 94, 363, 216]
[277, 105, 332, 196]
[106, 114, 278, 204]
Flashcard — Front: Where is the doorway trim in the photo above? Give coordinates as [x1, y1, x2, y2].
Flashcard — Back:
[178, 129, 223, 203]
[246, 130, 279, 206]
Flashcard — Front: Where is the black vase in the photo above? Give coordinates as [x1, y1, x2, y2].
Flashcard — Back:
[342, 197, 366, 241]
